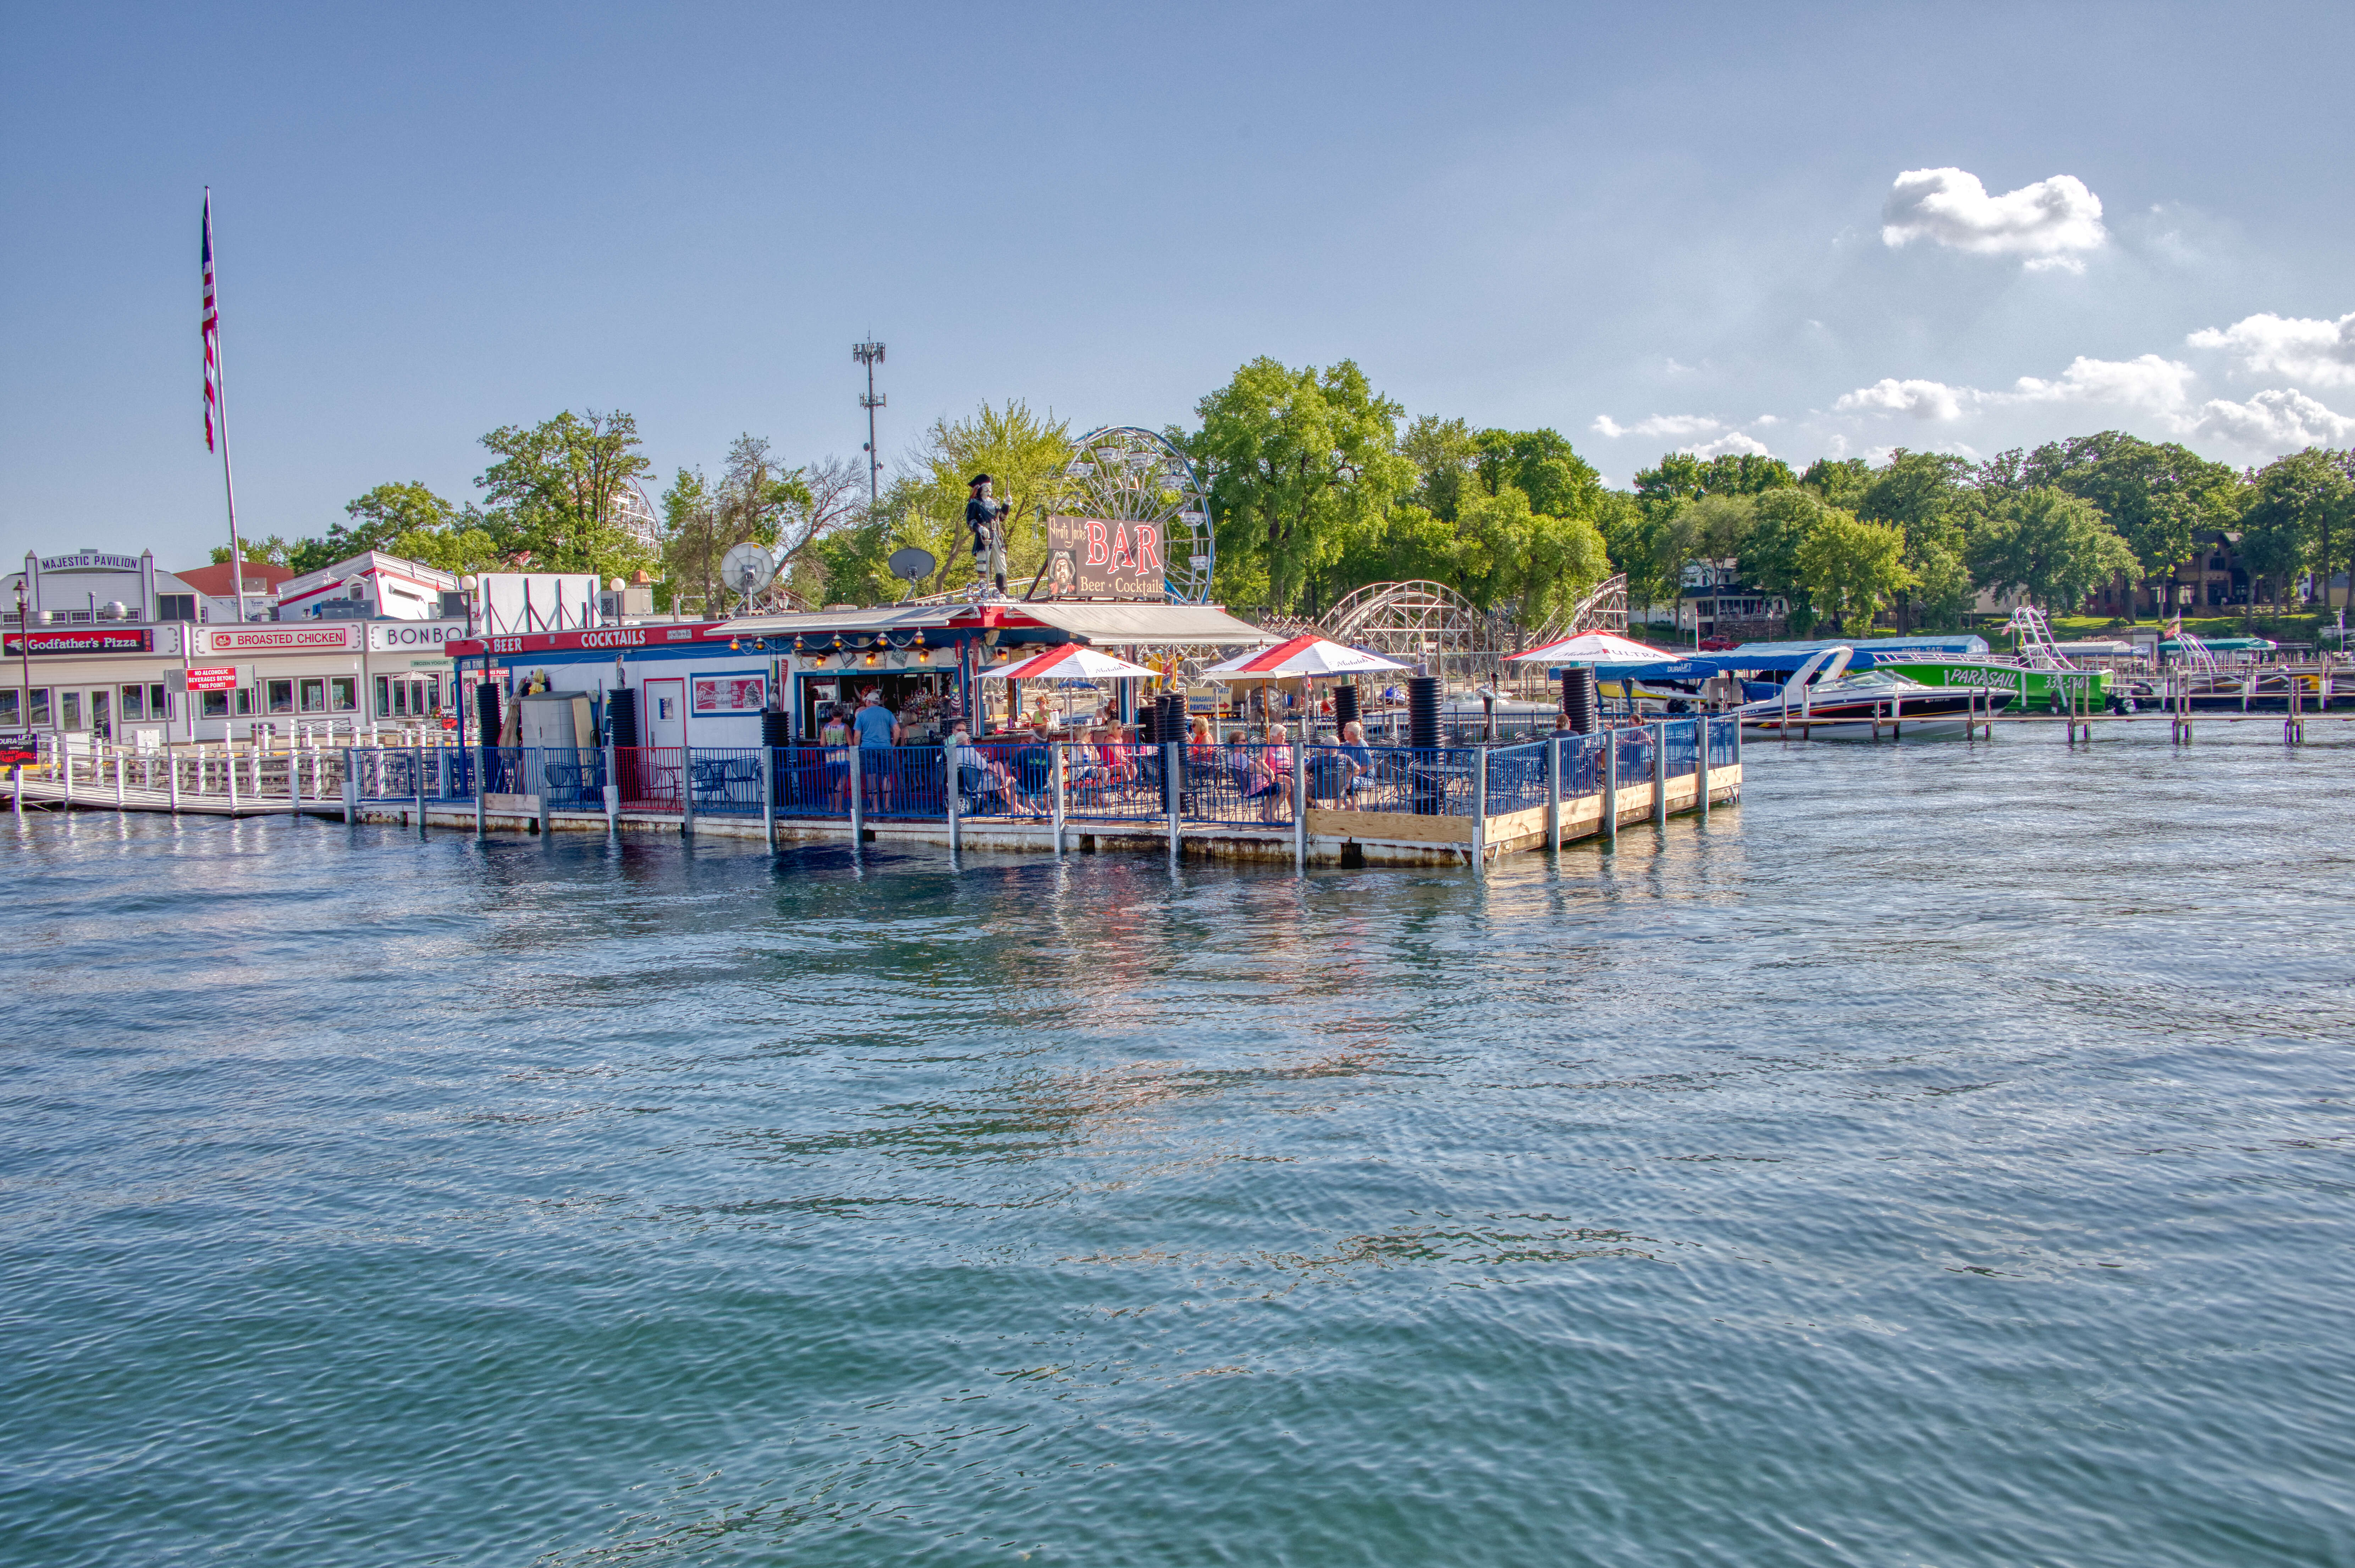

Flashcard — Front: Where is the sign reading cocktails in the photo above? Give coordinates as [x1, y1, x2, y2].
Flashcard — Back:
[1039, 514, 1166, 601]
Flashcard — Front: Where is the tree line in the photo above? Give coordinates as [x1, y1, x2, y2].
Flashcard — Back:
[230, 361, 2355, 633]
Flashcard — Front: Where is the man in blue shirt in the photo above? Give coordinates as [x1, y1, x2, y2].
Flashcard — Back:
[853, 689, 900, 808]
[852, 688, 899, 748]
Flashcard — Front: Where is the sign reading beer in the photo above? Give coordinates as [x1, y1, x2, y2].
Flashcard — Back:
[184, 666, 241, 692]
[2, 627, 155, 656]
[1040, 515, 1167, 601]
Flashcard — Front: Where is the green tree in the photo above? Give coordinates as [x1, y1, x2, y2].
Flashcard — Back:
[338, 482, 460, 553]
[1857, 450, 1974, 632]
[2007, 431, 2240, 616]
[1799, 457, 1873, 510]
[1742, 487, 1826, 632]
[1447, 483, 1609, 626]
[2239, 448, 2353, 614]
[337, 480, 504, 575]
[1473, 427, 1606, 520]
[1797, 511, 1913, 634]
[474, 409, 658, 577]
[1190, 358, 1413, 614]
[893, 401, 1077, 597]
[1966, 488, 2136, 615]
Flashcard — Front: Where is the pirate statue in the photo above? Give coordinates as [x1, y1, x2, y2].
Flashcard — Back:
[966, 473, 1010, 598]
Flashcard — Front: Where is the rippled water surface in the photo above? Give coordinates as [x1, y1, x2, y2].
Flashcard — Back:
[5, 727, 2353, 1566]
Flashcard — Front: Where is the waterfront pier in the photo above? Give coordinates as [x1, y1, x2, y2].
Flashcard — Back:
[7, 717, 1742, 871]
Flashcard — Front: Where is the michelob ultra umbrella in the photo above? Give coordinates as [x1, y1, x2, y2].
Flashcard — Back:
[1506, 630, 1676, 664]
[976, 644, 1160, 681]
[1199, 633, 1409, 681]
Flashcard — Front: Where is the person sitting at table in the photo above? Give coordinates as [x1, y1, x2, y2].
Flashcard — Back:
[1330, 718, 1374, 809]
[1243, 723, 1295, 823]
[950, 726, 1014, 813]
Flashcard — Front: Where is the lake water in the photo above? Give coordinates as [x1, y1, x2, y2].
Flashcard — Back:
[5, 725, 2352, 1566]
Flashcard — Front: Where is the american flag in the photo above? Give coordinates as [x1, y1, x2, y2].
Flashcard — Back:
[202, 192, 219, 451]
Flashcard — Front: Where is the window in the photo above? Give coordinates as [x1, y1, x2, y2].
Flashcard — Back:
[374, 676, 391, 717]
[201, 690, 229, 719]
[330, 676, 356, 712]
[266, 678, 294, 714]
[0, 690, 16, 727]
[120, 685, 145, 722]
[157, 593, 197, 622]
[392, 680, 410, 716]
[148, 684, 169, 719]
[299, 678, 326, 712]
[29, 689, 50, 725]
[61, 691, 82, 730]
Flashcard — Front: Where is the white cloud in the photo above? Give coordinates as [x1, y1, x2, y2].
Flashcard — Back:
[1831, 355, 2197, 428]
[1880, 167, 2107, 265]
[1591, 414, 1723, 440]
[1754, 414, 1781, 427]
[1833, 378, 1974, 420]
[2186, 310, 2355, 388]
[2191, 389, 2355, 452]
[2008, 354, 2196, 414]
[1687, 432, 1773, 459]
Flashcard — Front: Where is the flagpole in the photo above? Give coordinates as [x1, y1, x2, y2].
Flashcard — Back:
[205, 189, 252, 628]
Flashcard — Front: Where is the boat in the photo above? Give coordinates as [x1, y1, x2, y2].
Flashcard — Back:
[1735, 646, 2013, 738]
[1865, 609, 2110, 713]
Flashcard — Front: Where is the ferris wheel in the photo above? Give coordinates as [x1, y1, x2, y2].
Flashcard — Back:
[1058, 426, 1215, 604]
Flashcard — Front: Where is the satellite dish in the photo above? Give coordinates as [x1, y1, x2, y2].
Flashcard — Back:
[887, 547, 936, 583]
[719, 542, 777, 605]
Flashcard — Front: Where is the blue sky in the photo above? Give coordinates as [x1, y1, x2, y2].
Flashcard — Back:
[5, 1, 2352, 570]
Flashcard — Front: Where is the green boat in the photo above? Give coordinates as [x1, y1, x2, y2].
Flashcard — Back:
[1870, 610, 2110, 711]
[1867, 656, 2110, 712]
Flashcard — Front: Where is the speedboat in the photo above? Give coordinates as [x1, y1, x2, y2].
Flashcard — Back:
[1737, 646, 2012, 738]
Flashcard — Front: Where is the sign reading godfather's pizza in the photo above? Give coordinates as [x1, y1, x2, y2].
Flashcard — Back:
[1039, 515, 1167, 601]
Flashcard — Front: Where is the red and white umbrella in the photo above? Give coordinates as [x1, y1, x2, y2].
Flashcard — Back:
[976, 643, 1159, 681]
[1200, 633, 1409, 681]
[1507, 630, 1675, 664]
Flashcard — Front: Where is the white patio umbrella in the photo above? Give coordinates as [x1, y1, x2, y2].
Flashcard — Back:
[1506, 630, 1678, 665]
[1199, 633, 1409, 680]
[975, 643, 1160, 681]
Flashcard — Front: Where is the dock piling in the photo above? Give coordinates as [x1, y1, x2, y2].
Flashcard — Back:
[1697, 717, 1710, 822]
[1051, 739, 1066, 855]
[1651, 722, 1667, 828]
[1603, 728, 1617, 845]
[1544, 733, 1560, 847]
[758, 744, 774, 850]
[1165, 740, 1180, 860]
[945, 737, 961, 854]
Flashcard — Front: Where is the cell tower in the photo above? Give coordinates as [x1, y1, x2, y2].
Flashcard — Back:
[853, 340, 886, 508]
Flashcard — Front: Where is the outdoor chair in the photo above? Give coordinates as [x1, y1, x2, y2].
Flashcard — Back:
[1012, 746, 1053, 811]
[690, 756, 759, 810]
[1305, 753, 1356, 806]
[957, 761, 1009, 816]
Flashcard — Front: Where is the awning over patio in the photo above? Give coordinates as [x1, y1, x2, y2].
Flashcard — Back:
[1002, 602, 1274, 646]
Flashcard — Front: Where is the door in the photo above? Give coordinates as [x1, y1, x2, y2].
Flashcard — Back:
[642, 678, 685, 750]
[639, 677, 686, 811]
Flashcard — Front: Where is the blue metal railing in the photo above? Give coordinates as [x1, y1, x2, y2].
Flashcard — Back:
[344, 724, 1737, 835]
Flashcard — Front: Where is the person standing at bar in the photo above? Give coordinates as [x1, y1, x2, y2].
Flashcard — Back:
[967, 474, 1009, 599]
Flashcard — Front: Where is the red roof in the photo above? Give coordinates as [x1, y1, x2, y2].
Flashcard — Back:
[172, 561, 298, 597]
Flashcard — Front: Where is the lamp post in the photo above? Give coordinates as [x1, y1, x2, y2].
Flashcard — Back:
[12, 581, 30, 739]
